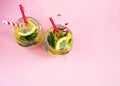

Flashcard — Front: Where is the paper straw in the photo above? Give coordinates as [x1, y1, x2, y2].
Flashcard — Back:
[2, 20, 23, 27]
[19, 4, 27, 24]
[63, 23, 68, 34]
[49, 17, 59, 33]
[63, 23, 68, 32]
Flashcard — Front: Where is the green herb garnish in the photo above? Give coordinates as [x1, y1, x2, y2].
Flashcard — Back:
[47, 31, 55, 48]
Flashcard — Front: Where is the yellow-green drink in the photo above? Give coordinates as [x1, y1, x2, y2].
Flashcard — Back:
[44, 24, 73, 55]
[13, 17, 43, 47]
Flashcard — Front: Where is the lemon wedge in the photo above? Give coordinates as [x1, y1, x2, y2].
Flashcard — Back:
[18, 26, 37, 36]
[55, 37, 68, 50]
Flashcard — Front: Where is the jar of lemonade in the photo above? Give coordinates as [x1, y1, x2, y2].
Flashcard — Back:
[13, 17, 43, 47]
[44, 24, 73, 55]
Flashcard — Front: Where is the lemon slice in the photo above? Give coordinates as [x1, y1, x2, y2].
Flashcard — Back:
[18, 19, 37, 36]
[27, 20, 34, 27]
[18, 27, 37, 36]
[66, 32, 72, 40]
[55, 37, 68, 50]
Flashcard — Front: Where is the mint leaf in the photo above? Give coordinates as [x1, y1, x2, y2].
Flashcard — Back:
[47, 31, 55, 48]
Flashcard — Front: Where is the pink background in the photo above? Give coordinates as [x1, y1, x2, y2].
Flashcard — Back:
[0, 0, 120, 86]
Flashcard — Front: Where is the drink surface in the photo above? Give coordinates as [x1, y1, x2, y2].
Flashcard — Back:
[44, 24, 73, 55]
[13, 17, 43, 47]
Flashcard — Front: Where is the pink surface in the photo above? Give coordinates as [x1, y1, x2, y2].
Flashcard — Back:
[0, 0, 120, 86]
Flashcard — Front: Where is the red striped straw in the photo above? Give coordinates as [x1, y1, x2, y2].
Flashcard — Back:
[2, 20, 23, 27]
[49, 17, 59, 33]
[63, 23, 68, 33]
[19, 4, 27, 24]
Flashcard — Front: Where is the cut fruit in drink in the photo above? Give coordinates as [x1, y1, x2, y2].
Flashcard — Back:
[66, 32, 71, 40]
[55, 37, 68, 50]
[18, 27, 37, 36]
[27, 20, 35, 27]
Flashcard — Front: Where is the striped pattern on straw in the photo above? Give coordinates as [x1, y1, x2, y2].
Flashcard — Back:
[63, 23, 68, 34]
[19, 4, 27, 24]
[2, 20, 23, 27]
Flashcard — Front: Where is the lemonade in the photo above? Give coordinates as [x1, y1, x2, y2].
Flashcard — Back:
[13, 17, 43, 47]
[44, 24, 73, 55]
